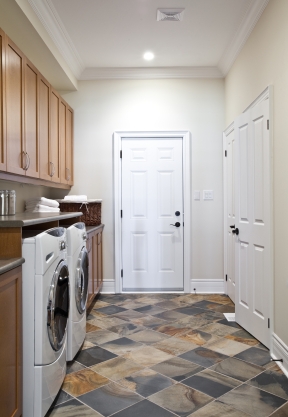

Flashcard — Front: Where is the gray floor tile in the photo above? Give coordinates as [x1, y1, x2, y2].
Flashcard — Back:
[151, 357, 204, 382]
[220, 384, 286, 417]
[74, 346, 117, 367]
[210, 357, 264, 382]
[46, 398, 103, 416]
[112, 399, 175, 417]
[248, 369, 288, 400]
[78, 382, 142, 417]
[234, 346, 271, 366]
[179, 346, 229, 368]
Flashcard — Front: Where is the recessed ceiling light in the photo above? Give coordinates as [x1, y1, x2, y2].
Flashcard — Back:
[143, 51, 154, 61]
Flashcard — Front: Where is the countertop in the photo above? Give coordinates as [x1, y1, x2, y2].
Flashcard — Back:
[86, 224, 105, 234]
[0, 212, 83, 227]
[0, 258, 25, 275]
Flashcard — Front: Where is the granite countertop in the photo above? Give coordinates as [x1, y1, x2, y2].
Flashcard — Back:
[0, 211, 83, 227]
[86, 224, 105, 234]
[0, 258, 25, 275]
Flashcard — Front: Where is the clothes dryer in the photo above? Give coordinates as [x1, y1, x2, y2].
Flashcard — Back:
[66, 222, 89, 361]
[22, 227, 70, 417]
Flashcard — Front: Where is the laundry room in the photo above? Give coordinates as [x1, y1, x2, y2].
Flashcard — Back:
[1, 0, 288, 416]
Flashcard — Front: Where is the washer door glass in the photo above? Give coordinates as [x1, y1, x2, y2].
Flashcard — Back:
[47, 260, 70, 351]
[75, 247, 89, 314]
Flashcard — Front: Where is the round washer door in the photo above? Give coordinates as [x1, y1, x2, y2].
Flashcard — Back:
[75, 247, 89, 314]
[47, 260, 70, 351]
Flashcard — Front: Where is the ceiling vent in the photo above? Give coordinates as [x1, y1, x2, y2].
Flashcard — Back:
[157, 8, 185, 22]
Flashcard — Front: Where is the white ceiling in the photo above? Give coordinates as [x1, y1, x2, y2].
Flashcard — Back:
[27, 0, 269, 79]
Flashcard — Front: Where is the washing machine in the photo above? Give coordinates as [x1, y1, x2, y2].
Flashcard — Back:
[22, 227, 70, 417]
[66, 222, 89, 361]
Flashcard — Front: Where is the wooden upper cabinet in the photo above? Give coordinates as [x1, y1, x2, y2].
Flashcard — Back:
[39, 74, 51, 181]
[6, 37, 25, 175]
[66, 106, 74, 185]
[24, 58, 39, 178]
[50, 88, 60, 182]
[0, 29, 6, 172]
[59, 97, 67, 184]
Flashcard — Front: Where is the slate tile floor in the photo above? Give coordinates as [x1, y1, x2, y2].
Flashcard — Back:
[47, 293, 288, 417]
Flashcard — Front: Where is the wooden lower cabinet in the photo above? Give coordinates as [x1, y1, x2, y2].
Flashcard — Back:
[0, 266, 22, 417]
[87, 226, 103, 309]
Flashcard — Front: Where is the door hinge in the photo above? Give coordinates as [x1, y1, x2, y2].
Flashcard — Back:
[120, 150, 122, 158]
[267, 120, 269, 130]
[120, 210, 122, 218]
[121, 269, 123, 278]
[268, 318, 270, 328]
[183, 222, 184, 227]
[225, 150, 227, 157]
[226, 274, 227, 282]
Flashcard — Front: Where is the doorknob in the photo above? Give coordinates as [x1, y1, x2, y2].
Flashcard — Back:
[232, 228, 239, 235]
[170, 222, 180, 227]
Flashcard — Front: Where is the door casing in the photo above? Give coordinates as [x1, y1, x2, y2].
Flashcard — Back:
[113, 131, 191, 293]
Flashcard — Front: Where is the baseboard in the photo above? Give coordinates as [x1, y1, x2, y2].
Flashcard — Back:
[102, 279, 225, 294]
[271, 333, 288, 377]
[101, 279, 116, 293]
[190, 279, 225, 294]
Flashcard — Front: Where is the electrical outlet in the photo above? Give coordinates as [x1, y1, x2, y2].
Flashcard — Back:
[203, 190, 213, 200]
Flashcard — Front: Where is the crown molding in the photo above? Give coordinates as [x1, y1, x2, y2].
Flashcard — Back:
[28, 0, 85, 78]
[218, 0, 270, 76]
[80, 66, 224, 80]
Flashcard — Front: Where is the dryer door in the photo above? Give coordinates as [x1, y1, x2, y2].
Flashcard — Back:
[75, 247, 89, 314]
[47, 260, 70, 351]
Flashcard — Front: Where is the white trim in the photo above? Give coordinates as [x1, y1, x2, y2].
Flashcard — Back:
[80, 66, 223, 80]
[191, 279, 225, 294]
[28, 0, 85, 78]
[101, 280, 116, 294]
[218, 0, 270, 75]
[113, 131, 191, 294]
[271, 333, 288, 378]
[243, 85, 271, 113]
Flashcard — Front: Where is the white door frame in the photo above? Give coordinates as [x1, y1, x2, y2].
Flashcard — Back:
[113, 131, 191, 293]
[223, 85, 274, 348]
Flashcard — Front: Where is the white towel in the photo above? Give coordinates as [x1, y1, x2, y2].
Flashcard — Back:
[64, 195, 87, 202]
[25, 197, 59, 208]
[25, 204, 60, 213]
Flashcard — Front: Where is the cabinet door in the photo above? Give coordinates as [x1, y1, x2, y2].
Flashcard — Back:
[0, 29, 6, 171]
[39, 74, 51, 181]
[66, 106, 74, 185]
[6, 37, 25, 175]
[24, 58, 39, 178]
[50, 88, 60, 182]
[97, 231, 103, 289]
[59, 97, 67, 183]
[87, 233, 94, 307]
[92, 232, 98, 294]
[0, 267, 22, 417]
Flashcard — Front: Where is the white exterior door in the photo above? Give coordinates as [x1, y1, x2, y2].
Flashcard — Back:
[234, 99, 271, 347]
[224, 127, 236, 303]
[121, 138, 184, 291]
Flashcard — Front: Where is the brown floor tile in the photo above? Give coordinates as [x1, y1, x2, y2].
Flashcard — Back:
[86, 323, 102, 333]
[176, 329, 220, 346]
[206, 337, 250, 356]
[91, 356, 144, 381]
[62, 368, 109, 397]
[225, 329, 259, 346]
[123, 345, 173, 367]
[153, 336, 197, 355]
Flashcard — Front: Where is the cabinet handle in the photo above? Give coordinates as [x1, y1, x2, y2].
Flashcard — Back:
[50, 162, 55, 177]
[22, 151, 28, 170]
[66, 167, 71, 181]
[26, 152, 30, 170]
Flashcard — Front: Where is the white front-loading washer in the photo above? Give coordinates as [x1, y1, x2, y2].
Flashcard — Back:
[66, 222, 89, 361]
[22, 227, 70, 417]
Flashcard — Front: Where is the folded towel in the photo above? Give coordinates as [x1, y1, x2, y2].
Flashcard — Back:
[25, 197, 59, 208]
[64, 195, 87, 202]
[25, 204, 60, 213]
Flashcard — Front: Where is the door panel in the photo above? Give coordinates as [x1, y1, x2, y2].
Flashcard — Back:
[6, 38, 24, 175]
[59, 99, 67, 184]
[39, 75, 51, 181]
[66, 107, 73, 185]
[235, 99, 271, 347]
[50, 89, 60, 182]
[122, 138, 183, 291]
[24, 59, 39, 178]
[224, 127, 236, 302]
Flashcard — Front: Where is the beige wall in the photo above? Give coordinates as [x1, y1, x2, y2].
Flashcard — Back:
[62, 78, 225, 287]
[225, 0, 288, 346]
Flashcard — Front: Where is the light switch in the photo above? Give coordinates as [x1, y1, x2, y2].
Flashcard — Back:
[194, 190, 200, 200]
[203, 190, 213, 200]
